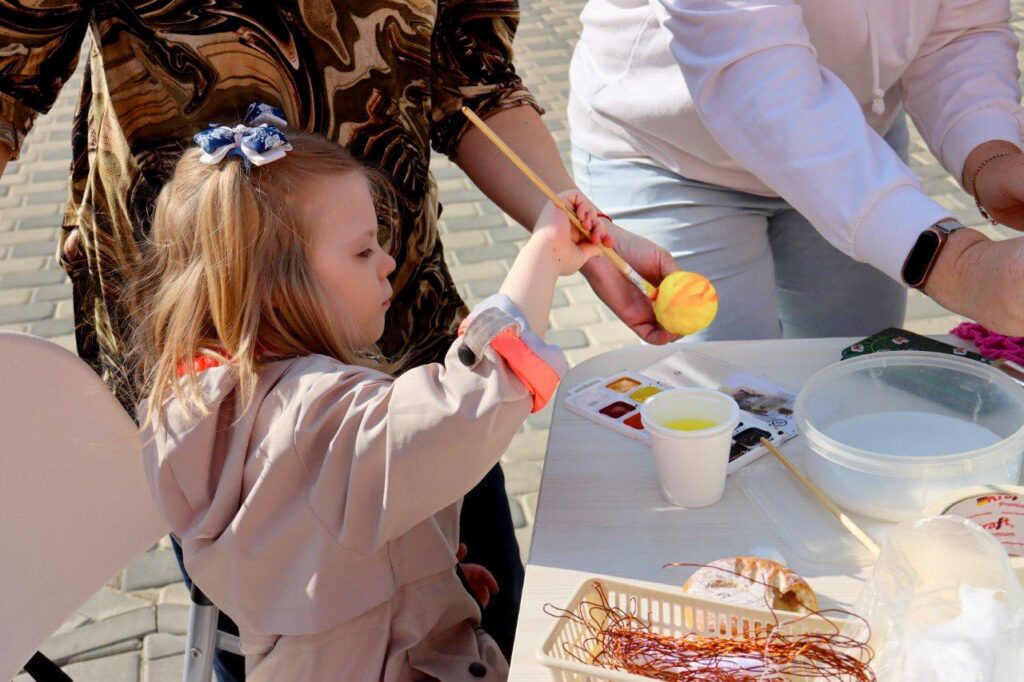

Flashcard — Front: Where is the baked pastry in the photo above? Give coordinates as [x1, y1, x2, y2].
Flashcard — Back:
[682, 556, 818, 614]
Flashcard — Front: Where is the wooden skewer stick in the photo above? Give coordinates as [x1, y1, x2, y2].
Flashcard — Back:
[461, 106, 658, 299]
[759, 438, 881, 559]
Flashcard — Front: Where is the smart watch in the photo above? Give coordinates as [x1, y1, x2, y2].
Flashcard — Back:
[901, 218, 965, 290]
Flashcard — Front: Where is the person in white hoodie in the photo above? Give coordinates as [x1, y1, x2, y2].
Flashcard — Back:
[569, 0, 1024, 340]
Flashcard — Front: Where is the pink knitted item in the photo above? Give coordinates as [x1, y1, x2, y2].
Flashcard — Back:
[951, 322, 1024, 364]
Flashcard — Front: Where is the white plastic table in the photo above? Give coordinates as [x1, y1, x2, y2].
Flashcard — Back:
[507, 336, 965, 680]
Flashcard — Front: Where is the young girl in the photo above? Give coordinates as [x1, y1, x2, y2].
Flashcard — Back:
[130, 116, 610, 680]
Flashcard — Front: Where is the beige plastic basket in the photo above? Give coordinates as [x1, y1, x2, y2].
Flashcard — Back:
[537, 576, 860, 682]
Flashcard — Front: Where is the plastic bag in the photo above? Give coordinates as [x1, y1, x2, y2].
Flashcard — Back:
[856, 516, 1024, 681]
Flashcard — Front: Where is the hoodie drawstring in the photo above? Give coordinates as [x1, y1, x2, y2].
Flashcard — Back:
[865, 0, 885, 115]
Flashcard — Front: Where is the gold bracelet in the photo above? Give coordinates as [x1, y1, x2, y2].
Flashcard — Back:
[967, 151, 1016, 225]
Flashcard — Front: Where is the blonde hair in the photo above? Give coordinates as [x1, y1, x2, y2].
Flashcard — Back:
[128, 131, 397, 429]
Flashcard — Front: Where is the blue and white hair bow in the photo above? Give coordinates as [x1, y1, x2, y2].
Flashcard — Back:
[193, 102, 292, 167]
[243, 101, 288, 128]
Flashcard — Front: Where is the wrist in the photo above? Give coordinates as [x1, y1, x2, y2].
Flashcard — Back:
[525, 228, 571, 275]
[499, 234, 560, 332]
[921, 228, 988, 307]
[963, 140, 1021, 190]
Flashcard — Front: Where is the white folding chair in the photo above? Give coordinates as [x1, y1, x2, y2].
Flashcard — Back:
[0, 331, 239, 682]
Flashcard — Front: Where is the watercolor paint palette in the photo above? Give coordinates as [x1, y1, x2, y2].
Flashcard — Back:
[565, 350, 797, 474]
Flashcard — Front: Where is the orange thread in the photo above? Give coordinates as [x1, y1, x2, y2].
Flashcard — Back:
[544, 567, 875, 681]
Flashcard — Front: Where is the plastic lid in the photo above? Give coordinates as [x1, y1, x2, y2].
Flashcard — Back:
[795, 352, 1024, 477]
[924, 485, 1024, 570]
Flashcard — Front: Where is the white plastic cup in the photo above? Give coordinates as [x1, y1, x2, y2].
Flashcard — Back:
[640, 388, 741, 508]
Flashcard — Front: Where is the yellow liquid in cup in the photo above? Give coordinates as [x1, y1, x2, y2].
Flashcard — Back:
[662, 418, 719, 431]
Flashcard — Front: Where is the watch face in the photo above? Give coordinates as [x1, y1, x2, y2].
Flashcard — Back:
[902, 230, 941, 287]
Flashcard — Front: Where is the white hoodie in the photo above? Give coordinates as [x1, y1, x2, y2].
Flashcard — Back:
[568, 0, 1023, 282]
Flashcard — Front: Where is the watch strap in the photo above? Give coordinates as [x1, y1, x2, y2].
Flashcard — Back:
[903, 218, 965, 290]
[933, 218, 964, 237]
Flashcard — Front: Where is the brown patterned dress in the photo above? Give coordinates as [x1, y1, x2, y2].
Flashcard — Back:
[0, 0, 541, 410]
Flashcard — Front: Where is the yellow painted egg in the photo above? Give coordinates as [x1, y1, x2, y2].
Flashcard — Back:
[653, 271, 718, 336]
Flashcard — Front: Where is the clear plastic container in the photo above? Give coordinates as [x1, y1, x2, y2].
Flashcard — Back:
[795, 352, 1024, 521]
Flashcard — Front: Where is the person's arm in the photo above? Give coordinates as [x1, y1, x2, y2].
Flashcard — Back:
[656, 0, 950, 285]
[659, 0, 1024, 335]
[0, 4, 90, 161]
[922, 228, 1024, 336]
[899, 0, 1022, 194]
[294, 324, 540, 556]
[894, 0, 1024, 331]
[0, 142, 10, 177]
[454, 105, 573, 231]
[962, 140, 1024, 229]
[427, 0, 576, 232]
[428, 2, 681, 343]
[428, 0, 543, 172]
[295, 206, 600, 555]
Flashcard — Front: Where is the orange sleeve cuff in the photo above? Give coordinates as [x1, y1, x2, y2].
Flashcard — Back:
[488, 328, 561, 413]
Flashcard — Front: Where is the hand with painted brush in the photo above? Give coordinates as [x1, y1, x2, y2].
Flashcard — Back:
[459, 107, 717, 340]
[455, 106, 688, 344]
[551, 201, 719, 338]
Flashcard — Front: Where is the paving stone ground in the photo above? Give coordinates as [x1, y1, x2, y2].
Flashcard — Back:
[4, 3, 1023, 680]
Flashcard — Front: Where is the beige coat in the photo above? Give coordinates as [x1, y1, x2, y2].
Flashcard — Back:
[141, 330, 555, 680]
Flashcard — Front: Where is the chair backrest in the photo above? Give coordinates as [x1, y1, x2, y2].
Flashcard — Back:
[0, 331, 166, 680]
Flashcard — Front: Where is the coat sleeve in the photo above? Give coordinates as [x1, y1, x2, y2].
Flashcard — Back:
[290, 302, 566, 555]
[655, 0, 951, 283]
[0, 1, 91, 157]
[901, 0, 1023, 189]
[429, 0, 543, 159]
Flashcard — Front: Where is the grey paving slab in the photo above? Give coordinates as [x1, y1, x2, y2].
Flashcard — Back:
[155, 603, 189, 637]
[544, 327, 588, 350]
[53, 613, 91, 637]
[499, 429, 549, 462]
[120, 549, 184, 592]
[76, 588, 151, 623]
[39, 607, 155, 665]
[28, 316, 75, 337]
[66, 640, 143, 666]
[508, 496, 528, 530]
[520, 492, 540, 527]
[502, 461, 545, 497]
[142, 633, 188, 662]
[67, 652, 140, 682]
[0, 288, 30, 305]
[143, 654, 184, 682]
[156, 582, 190, 606]
[0, 301, 53, 324]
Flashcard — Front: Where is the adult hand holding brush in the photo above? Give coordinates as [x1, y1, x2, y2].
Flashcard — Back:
[460, 107, 718, 338]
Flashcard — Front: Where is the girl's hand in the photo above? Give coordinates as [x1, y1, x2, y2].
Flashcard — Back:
[530, 190, 613, 276]
[456, 543, 499, 608]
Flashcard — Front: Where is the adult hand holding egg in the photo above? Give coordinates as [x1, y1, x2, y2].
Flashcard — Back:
[578, 213, 718, 341]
